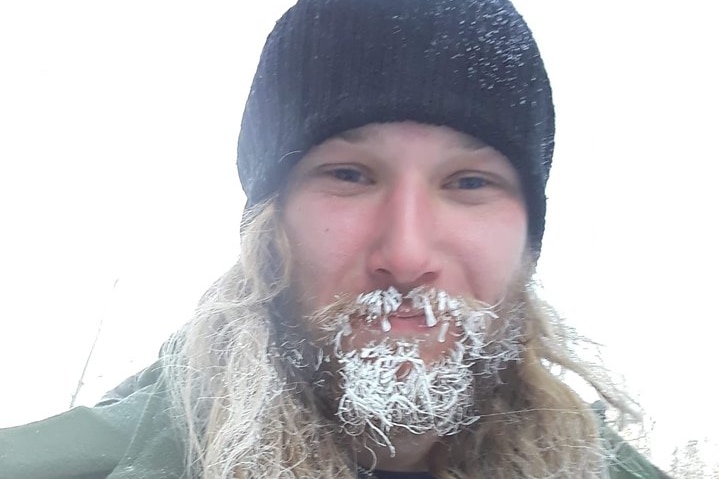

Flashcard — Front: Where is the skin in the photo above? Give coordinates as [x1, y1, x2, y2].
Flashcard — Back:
[281, 121, 528, 471]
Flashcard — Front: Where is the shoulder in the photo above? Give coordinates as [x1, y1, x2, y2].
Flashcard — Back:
[0, 362, 184, 479]
[603, 426, 670, 479]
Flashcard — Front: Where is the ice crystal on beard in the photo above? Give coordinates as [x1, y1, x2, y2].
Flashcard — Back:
[335, 340, 478, 455]
[356, 286, 402, 321]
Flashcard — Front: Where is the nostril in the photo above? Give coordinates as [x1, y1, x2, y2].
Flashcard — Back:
[369, 268, 440, 296]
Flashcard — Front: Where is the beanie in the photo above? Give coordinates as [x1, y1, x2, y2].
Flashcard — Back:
[237, 0, 554, 255]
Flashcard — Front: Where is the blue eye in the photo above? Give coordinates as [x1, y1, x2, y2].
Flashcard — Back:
[455, 176, 488, 189]
[330, 167, 365, 183]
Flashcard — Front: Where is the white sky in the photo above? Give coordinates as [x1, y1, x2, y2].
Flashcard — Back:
[0, 0, 717, 470]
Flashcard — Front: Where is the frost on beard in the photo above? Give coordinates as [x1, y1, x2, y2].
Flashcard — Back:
[321, 287, 523, 454]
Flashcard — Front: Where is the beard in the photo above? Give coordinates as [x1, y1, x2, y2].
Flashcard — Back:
[283, 286, 525, 453]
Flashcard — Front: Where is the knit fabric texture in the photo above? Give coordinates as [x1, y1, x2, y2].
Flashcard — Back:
[237, 0, 554, 254]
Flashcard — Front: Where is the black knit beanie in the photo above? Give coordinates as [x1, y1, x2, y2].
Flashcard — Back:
[237, 0, 554, 256]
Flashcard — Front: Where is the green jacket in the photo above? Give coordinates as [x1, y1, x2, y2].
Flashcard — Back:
[0, 366, 665, 479]
[0, 364, 184, 479]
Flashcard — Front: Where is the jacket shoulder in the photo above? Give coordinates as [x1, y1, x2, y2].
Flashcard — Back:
[0, 382, 154, 479]
[604, 426, 670, 479]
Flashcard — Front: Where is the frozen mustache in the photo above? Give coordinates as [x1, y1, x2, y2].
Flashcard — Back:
[313, 287, 514, 361]
[355, 286, 467, 334]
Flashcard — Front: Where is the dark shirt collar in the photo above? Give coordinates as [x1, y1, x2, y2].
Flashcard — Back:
[369, 470, 437, 479]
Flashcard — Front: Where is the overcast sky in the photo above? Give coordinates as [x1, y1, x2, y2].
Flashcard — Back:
[0, 0, 717, 470]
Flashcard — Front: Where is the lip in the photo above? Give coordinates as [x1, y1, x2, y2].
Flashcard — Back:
[393, 308, 425, 320]
[386, 313, 432, 330]
[395, 302, 424, 318]
[379, 320, 430, 337]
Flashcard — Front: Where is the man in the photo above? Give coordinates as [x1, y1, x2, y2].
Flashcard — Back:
[0, 0, 667, 478]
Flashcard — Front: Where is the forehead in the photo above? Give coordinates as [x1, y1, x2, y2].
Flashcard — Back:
[335, 122, 489, 150]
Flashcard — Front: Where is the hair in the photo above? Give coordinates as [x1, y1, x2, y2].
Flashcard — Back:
[161, 198, 639, 479]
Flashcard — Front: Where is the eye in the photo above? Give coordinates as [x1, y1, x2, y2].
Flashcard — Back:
[441, 170, 508, 205]
[329, 167, 367, 183]
[454, 176, 488, 190]
[444, 173, 491, 190]
[321, 165, 373, 185]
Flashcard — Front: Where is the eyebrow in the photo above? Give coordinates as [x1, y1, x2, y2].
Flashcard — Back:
[458, 135, 488, 150]
[336, 129, 367, 143]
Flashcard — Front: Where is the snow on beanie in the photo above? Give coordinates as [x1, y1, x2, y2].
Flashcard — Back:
[236, 0, 554, 255]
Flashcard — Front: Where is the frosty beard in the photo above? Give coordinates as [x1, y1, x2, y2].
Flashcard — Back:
[304, 287, 525, 453]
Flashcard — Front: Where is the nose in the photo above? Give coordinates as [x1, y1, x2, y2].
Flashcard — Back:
[367, 177, 442, 291]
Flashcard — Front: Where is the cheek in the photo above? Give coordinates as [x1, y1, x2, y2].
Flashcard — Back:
[451, 205, 527, 300]
[282, 198, 371, 306]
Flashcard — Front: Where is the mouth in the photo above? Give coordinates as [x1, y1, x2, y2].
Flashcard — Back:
[373, 301, 434, 330]
[393, 301, 439, 327]
[383, 312, 451, 342]
[349, 287, 461, 341]
[357, 307, 452, 347]
[392, 311, 426, 321]
[388, 309, 429, 328]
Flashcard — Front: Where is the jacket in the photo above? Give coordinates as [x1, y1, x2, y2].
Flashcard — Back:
[0, 364, 666, 479]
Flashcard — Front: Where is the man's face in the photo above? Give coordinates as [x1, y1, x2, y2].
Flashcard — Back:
[282, 121, 527, 361]
[280, 121, 528, 447]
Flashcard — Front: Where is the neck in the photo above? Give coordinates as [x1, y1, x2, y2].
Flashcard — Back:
[354, 431, 441, 472]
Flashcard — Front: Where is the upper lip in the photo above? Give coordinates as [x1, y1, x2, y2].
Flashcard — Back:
[393, 311, 424, 320]
[393, 303, 423, 319]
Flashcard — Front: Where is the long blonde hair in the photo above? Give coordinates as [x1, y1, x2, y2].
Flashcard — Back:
[162, 198, 637, 479]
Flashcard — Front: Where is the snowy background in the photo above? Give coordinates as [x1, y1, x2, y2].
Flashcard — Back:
[1, 0, 717, 471]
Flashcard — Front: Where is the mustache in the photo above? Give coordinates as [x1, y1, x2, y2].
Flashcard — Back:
[355, 286, 497, 328]
[305, 286, 510, 349]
